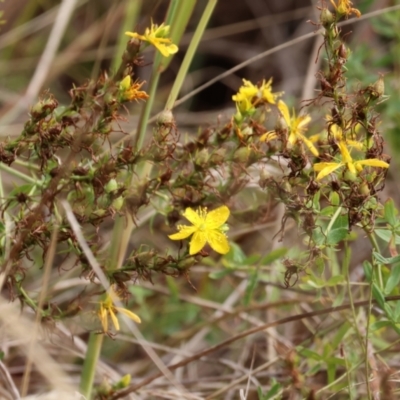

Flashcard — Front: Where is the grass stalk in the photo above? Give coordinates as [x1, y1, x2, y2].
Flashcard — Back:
[79, 333, 104, 399]
[165, 0, 217, 110]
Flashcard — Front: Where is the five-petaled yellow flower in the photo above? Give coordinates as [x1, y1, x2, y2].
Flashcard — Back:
[125, 22, 178, 57]
[261, 100, 319, 156]
[313, 141, 389, 180]
[119, 76, 149, 102]
[330, 0, 361, 18]
[232, 78, 281, 112]
[169, 206, 230, 255]
[98, 289, 141, 333]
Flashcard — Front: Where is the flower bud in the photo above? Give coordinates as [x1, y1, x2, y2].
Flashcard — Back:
[233, 147, 250, 164]
[370, 76, 384, 99]
[105, 178, 118, 193]
[156, 109, 175, 126]
[359, 182, 370, 196]
[195, 148, 209, 167]
[320, 8, 334, 27]
[210, 148, 226, 164]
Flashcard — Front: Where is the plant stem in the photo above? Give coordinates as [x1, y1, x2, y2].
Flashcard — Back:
[165, 0, 217, 110]
[79, 333, 104, 399]
[0, 163, 37, 184]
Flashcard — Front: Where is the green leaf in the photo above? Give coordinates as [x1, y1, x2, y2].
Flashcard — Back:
[375, 229, 400, 245]
[243, 268, 258, 306]
[326, 275, 345, 286]
[315, 257, 325, 276]
[384, 198, 398, 227]
[298, 348, 323, 361]
[394, 301, 400, 322]
[257, 380, 282, 399]
[385, 263, 400, 294]
[384, 303, 394, 321]
[261, 247, 287, 265]
[370, 320, 393, 331]
[327, 215, 349, 245]
[223, 242, 247, 267]
[373, 252, 400, 265]
[209, 269, 233, 280]
[372, 282, 385, 309]
[363, 261, 373, 282]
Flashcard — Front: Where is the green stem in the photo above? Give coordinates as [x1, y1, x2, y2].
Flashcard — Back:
[134, 71, 160, 151]
[80, 333, 104, 399]
[111, 0, 142, 72]
[0, 163, 37, 184]
[344, 242, 365, 352]
[364, 228, 383, 288]
[165, 0, 217, 110]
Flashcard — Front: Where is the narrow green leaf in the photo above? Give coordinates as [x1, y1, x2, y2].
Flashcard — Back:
[299, 348, 323, 361]
[326, 275, 345, 286]
[373, 251, 400, 265]
[384, 303, 395, 321]
[261, 247, 287, 265]
[375, 229, 400, 245]
[384, 198, 398, 227]
[223, 242, 247, 267]
[394, 300, 400, 322]
[243, 268, 259, 306]
[263, 381, 282, 399]
[327, 215, 349, 245]
[385, 263, 400, 294]
[372, 282, 385, 309]
[370, 320, 393, 331]
[363, 261, 373, 282]
[209, 269, 233, 280]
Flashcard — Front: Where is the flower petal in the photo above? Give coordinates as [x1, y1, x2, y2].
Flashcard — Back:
[277, 100, 290, 126]
[183, 207, 203, 226]
[99, 306, 108, 332]
[117, 307, 141, 324]
[207, 230, 230, 254]
[260, 131, 277, 142]
[125, 31, 143, 40]
[205, 206, 230, 229]
[168, 225, 197, 240]
[189, 231, 207, 255]
[355, 159, 390, 169]
[314, 162, 344, 180]
[109, 308, 120, 331]
[297, 114, 311, 130]
[301, 135, 319, 156]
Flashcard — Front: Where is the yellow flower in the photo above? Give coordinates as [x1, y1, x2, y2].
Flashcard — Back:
[169, 206, 230, 255]
[313, 141, 389, 180]
[232, 78, 281, 108]
[330, 0, 361, 18]
[125, 22, 178, 57]
[98, 289, 141, 333]
[261, 100, 318, 156]
[118, 76, 149, 102]
[309, 115, 364, 150]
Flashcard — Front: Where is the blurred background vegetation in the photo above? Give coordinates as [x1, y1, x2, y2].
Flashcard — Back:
[1, 0, 400, 399]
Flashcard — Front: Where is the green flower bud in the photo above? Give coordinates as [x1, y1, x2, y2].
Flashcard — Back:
[105, 178, 118, 193]
[343, 169, 357, 182]
[177, 257, 197, 270]
[359, 182, 370, 196]
[210, 148, 226, 164]
[320, 8, 334, 27]
[330, 191, 340, 207]
[112, 196, 124, 211]
[233, 147, 250, 164]
[195, 148, 209, 167]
